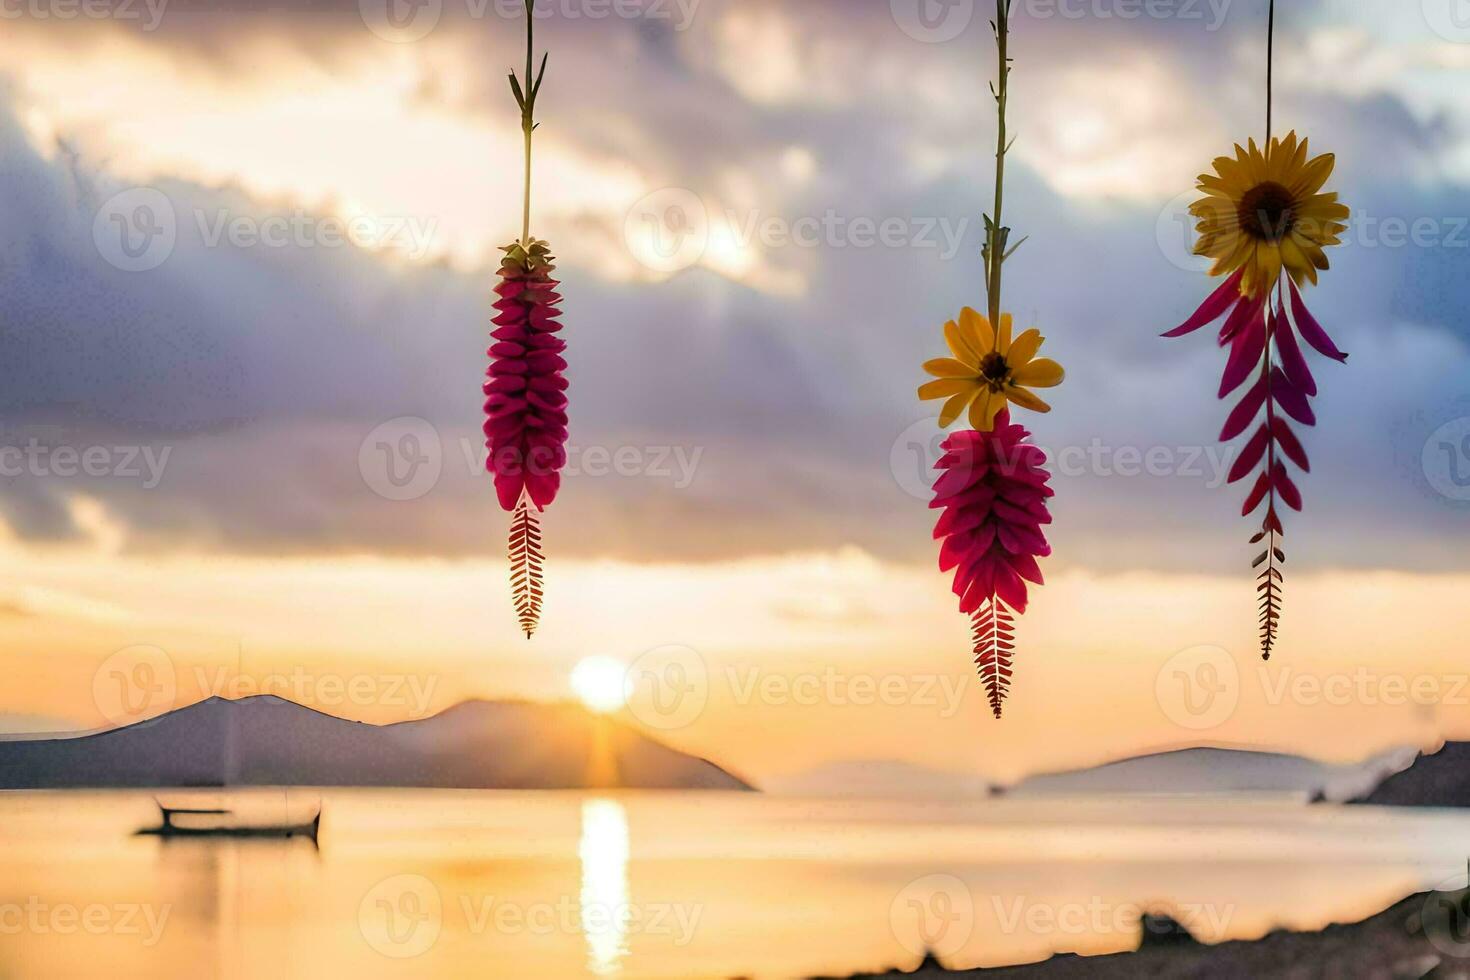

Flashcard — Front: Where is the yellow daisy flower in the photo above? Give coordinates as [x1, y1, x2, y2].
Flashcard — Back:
[919, 307, 1065, 432]
[1190, 131, 1350, 299]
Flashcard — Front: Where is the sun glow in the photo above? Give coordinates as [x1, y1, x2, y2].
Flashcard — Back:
[571, 657, 629, 715]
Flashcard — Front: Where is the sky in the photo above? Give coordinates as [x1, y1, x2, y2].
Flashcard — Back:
[0, 0, 1468, 786]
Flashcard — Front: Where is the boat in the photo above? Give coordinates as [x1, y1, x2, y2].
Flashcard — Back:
[135, 801, 321, 844]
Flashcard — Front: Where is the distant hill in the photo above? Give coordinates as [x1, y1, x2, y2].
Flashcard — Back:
[1000, 746, 1417, 801]
[0, 696, 753, 791]
[1351, 740, 1470, 806]
[763, 746, 1418, 801]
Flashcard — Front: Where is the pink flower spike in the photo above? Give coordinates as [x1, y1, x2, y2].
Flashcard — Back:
[1162, 268, 1246, 337]
[1219, 314, 1266, 398]
[1220, 375, 1268, 442]
[1218, 290, 1266, 346]
[1272, 298, 1318, 397]
[931, 410, 1053, 717]
[1288, 279, 1348, 363]
[486, 240, 570, 513]
[1270, 366, 1316, 427]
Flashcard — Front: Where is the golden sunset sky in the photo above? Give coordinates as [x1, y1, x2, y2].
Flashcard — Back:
[1, 1, 1468, 786]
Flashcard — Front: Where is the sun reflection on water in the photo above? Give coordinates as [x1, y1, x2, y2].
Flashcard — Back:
[578, 798, 631, 976]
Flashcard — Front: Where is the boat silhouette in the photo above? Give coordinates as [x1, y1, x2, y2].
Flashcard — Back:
[135, 800, 321, 844]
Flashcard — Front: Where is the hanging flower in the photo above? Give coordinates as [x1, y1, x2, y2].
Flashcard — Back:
[931, 411, 1053, 718]
[919, 308, 1065, 432]
[916, 1, 1065, 716]
[487, 238, 569, 640]
[489, 0, 565, 640]
[486, 238, 570, 513]
[1164, 131, 1350, 659]
[1191, 133, 1349, 300]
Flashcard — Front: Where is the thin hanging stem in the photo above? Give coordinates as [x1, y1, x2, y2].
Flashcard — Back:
[523, 5, 533, 244]
[987, 0, 1008, 337]
[982, 0, 1020, 353]
[509, 0, 548, 246]
[1265, 0, 1275, 144]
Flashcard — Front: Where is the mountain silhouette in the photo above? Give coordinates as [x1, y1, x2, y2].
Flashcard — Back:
[1350, 739, 1470, 806]
[0, 696, 752, 791]
[997, 746, 1417, 800]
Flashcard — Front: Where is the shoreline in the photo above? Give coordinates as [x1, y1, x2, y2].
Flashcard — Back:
[818, 879, 1467, 978]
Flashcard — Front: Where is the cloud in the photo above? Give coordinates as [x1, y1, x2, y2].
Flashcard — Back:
[0, 2, 1466, 572]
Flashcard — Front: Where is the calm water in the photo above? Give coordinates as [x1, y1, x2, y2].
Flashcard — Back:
[1, 790, 1468, 979]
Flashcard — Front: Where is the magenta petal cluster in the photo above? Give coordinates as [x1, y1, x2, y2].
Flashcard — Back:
[931, 410, 1054, 615]
[1165, 270, 1348, 658]
[931, 409, 1054, 717]
[1165, 272, 1346, 526]
[486, 238, 570, 513]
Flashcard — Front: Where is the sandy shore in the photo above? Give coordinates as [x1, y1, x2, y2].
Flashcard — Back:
[818, 881, 1470, 978]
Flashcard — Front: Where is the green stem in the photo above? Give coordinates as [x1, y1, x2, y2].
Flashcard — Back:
[986, 0, 1011, 351]
[521, 0, 535, 245]
[522, 125, 532, 246]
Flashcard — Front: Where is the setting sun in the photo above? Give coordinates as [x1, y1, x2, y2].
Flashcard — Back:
[570, 656, 629, 715]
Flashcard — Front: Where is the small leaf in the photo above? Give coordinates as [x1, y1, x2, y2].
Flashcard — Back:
[532, 52, 549, 97]
[1271, 417, 1311, 472]
[1241, 470, 1271, 515]
[1228, 425, 1271, 484]
[1221, 376, 1267, 441]
[972, 599, 1016, 720]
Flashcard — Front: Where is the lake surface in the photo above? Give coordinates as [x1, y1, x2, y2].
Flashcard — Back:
[1, 790, 1468, 979]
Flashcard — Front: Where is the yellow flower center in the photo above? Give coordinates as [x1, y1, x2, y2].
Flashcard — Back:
[980, 352, 1012, 390]
[1238, 181, 1296, 242]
